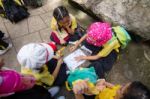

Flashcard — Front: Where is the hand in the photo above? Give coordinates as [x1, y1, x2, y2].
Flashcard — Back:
[60, 39, 66, 45]
[75, 55, 85, 61]
[96, 79, 114, 91]
[70, 45, 78, 52]
[73, 80, 89, 94]
[96, 79, 106, 91]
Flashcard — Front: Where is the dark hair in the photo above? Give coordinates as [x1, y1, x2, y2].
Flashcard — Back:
[122, 81, 150, 99]
[53, 6, 69, 22]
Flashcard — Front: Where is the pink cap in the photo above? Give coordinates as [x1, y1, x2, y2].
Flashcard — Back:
[86, 22, 112, 46]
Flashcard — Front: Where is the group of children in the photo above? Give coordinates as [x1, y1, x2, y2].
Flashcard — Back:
[0, 5, 150, 99]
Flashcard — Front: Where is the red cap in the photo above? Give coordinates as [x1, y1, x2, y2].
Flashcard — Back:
[47, 42, 57, 51]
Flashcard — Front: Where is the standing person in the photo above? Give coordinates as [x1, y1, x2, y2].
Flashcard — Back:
[17, 42, 68, 87]
[50, 6, 84, 45]
[0, 31, 12, 55]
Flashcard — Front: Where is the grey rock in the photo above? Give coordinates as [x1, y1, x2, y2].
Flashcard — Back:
[69, 0, 150, 40]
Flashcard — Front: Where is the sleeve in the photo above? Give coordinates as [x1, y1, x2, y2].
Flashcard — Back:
[39, 66, 54, 86]
[70, 14, 77, 30]
[97, 41, 117, 57]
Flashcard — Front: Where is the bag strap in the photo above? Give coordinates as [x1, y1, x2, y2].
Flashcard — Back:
[112, 28, 122, 46]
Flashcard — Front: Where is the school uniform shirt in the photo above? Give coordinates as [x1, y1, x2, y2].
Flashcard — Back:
[50, 14, 77, 39]
[95, 85, 121, 99]
[21, 65, 54, 87]
[97, 35, 120, 57]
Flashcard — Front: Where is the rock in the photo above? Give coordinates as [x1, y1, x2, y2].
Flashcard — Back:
[69, 0, 150, 40]
[107, 42, 150, 88]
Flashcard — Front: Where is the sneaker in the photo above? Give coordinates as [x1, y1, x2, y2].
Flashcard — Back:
[57, 96, 65, 99]
[48, 86, 60, 97]
[0, 43, 12, 55]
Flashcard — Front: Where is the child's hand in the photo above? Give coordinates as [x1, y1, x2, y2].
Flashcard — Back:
[75, 55, 85, 61]
[96, 79, 106, 91]
[60, 39, 66, 45]
[96, 79, 114, 91]
[73, 80, 89, 94]
[70, 45, 77, 52]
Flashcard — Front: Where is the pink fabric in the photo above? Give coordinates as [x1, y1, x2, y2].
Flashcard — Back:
[86, 22, 112, 47]
[50, 32, 69, 45]
[0, 70, 35, 95]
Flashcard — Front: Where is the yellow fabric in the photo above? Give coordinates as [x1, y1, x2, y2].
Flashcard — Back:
[21, 65, 54, 87]
[95, 85, 121, 99]
[98, 35, 120, 57]
[0, 0, 4, 9]
[72, 79, 99, 95]
[51, 14, 77, 32]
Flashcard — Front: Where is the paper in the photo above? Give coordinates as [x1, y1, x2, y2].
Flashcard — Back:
[64, 49, 86, 71]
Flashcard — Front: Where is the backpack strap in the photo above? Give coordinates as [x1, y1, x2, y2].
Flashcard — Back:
[112, 28, 122, 46]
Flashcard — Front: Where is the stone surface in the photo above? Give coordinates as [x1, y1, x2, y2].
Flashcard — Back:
[0, 17, 8, 34]
[13, 32, 42, 52]
[5, 19, 28, 39]
[107, 42, 150, 87]
[39, 28, 51, 42]
[1, 46, 19, 68]
[0, 0, 150, 98]
[28, 16, 47, 33]
[42, 0, 62, 12]
[29, 7, 46, 16]
[40, 12, 53, 27]
[69, 0, 150, 40]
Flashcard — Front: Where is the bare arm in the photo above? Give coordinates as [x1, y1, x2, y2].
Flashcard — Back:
[75, 94, 84, 99]
[66, 26, 74, 34]
[77, 34, 87, 46]
[82, 55, 100, 60]
[70, 34, 87, 52]
[51, 58, 63, 80]
[75, 54, 100, 61]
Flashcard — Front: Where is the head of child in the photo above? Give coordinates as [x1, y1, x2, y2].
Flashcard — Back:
[116, 81, 150, 99]
[53, 6, 70, 27]
[86, 22, 112, 47]
[17, 42, 57, 72]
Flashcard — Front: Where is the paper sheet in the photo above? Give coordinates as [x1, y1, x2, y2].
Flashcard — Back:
[63, 49, 86, 71]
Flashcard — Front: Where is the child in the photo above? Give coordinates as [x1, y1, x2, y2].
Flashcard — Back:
[0, 58, 35, 97]
[72, 80, 150, 99]
[17, 42, 68, 87]
[50, 6, 84, 45]
[0, 31, 12, 55]
[70, 22, 122, 73]
[66, 67, 150, 99]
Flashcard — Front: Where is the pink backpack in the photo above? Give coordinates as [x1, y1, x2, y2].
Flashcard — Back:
[0, 70, 35, 95]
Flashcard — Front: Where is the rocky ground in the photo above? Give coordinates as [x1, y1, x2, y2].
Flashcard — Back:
[0, 0, 150, 99]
